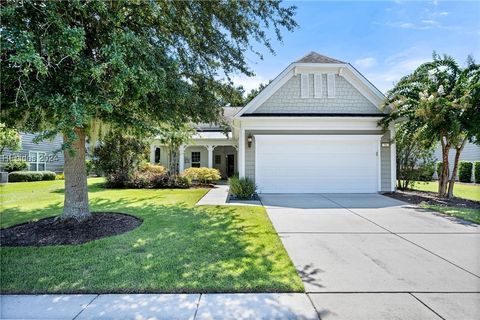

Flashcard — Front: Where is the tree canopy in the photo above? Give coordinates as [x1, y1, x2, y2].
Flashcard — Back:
[0, 0, 297, 221]
[1, 0, 297, 140]
[381, 53, 480, 197]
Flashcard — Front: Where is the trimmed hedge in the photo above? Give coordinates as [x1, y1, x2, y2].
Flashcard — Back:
[475, 161, 480, 183]
[458, 161, 473, 183]
[8, 171, 56, 182]
[229, 176, 256, 200]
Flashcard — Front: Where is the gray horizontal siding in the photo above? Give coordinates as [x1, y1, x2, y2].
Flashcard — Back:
[1, 133, 64, 172]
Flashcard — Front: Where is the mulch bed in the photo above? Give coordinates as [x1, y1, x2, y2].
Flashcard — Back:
[386, 189, 480, 210]
[0, 213, 142, 247]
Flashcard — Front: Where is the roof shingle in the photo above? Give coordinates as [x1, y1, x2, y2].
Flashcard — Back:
[296, 51, 345, 64]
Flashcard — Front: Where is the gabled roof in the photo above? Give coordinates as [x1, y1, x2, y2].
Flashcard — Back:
[296, 51, 345, 64]
[235, 51, 385, 117]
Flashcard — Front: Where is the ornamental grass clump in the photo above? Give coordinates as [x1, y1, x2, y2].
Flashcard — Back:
[229, 176, 256, 200]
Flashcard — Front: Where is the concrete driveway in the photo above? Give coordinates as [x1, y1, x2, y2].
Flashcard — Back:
[260, 193, 480, 320]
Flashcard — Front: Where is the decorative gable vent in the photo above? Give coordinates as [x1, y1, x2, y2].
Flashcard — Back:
[327, 73, 336, 98]
[314, 74, 322, 98]
[300, 74, 309, 98]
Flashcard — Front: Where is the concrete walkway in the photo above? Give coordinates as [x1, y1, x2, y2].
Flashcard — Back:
[260, 193, 480, 319]
[196, 184, 262, 206]
[1, 293, 318, 320]
[196, 185, 230, 205]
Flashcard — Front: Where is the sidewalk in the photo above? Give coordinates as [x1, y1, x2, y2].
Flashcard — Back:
[196, 185, 229, 205]
[196, 185, 262, 206]
[0, 293, 318, 320]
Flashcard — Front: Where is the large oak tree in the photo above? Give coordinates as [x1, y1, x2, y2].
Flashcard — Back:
[1, 0, 297, 221]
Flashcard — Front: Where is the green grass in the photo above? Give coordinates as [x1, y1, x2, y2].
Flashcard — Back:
[0, 178, 303, 294]
[420, 204, 480, 224]
[412, 181, 480, 201]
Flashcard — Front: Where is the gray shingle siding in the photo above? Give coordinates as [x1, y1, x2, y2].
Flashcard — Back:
[253, 74, 381, 114]
[380, 131, 392, 192]
[1, 133, 64, 172]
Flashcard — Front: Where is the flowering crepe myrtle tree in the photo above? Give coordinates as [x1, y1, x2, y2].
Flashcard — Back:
[380, 53, 480, 198]
[1, 0, 297, 221]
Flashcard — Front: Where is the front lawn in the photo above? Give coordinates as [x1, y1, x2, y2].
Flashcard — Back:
[0, 178, 303, 293]
[412, 181, 480, 201]
[420, 204, 480, 224]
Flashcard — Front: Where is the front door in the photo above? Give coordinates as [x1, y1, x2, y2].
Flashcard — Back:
[226, 154, 235, 177]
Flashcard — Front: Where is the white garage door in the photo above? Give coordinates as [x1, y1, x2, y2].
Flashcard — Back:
[255, 135, 381, 193]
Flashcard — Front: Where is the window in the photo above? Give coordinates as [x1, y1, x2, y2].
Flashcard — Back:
[29, 151, 46, 171]
[191, 152, 201, 168]
[154, 147, 161, 164]
[215, 155, 221, 165]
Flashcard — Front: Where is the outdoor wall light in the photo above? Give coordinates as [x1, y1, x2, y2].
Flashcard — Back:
[247, 133, 253, 148]
[381, 142, 390, 147]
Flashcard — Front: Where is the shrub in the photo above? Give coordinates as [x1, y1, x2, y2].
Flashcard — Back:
[56, 173, 65, 180]
[458, 161, 473, 183]
[182, 167, 221, 184]
[4, 159, 28, 173]
[93, 131, 149, 182]
[85, 159, 95, 176]
[229, 176, 256, 200]
[41, 171, 56, 181]
[416, 161, 436, 181]
[474, 161, 480, 183]
[165, 175, 191, 189]
[139, 162, 166, 175]
[8, 171, 55, 182]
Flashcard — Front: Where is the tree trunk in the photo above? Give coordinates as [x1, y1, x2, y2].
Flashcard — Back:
[438, 138, 451, 197]
[447, 137, 467, 198]
[61, 128, 91, 221]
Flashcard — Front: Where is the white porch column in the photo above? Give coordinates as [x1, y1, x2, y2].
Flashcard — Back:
[239, 127, 245, 177]
[206, 145, 215, 168]
[178, 145, 186, 173]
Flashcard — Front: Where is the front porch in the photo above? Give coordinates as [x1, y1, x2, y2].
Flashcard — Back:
[151, 131, 238, 179]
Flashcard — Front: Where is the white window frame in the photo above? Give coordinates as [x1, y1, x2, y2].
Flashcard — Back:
[29, 151, 47, 171]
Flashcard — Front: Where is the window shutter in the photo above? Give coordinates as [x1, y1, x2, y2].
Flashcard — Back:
[314, 74, 322, 98]
[327, 73, 335, 98]
[300, 74, 309, 98]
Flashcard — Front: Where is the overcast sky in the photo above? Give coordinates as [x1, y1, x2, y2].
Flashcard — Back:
[232, 0, 480, 94]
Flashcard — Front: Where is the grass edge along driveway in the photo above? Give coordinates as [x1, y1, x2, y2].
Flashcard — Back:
[412, 181, 480, 224]
[0, 178, 303, 294]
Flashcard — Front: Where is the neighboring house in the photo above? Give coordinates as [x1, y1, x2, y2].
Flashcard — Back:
[151, 52, 396, 193]
[0, 133, 64, 172]
[433, 142, 480, 181]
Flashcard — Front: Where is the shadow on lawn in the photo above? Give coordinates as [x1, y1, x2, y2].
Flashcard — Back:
[51, 179, 107, 194]
[1, 196, 302, 293]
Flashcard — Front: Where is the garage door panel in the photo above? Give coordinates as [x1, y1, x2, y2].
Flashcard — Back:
[255, 135, 379, 193]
